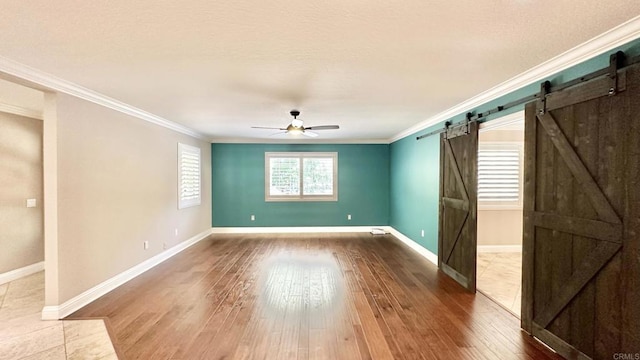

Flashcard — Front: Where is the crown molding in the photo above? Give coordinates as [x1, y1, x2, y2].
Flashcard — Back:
[3, 15, 639, 144]
[210, 137, 390, 144]
[0, 102, 43, 120]
[389, 15, 640, 143]
[0, 56, 207, 140]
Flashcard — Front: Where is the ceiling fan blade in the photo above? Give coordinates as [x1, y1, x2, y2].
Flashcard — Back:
[252, 126, 287, 130]
[302, 131, 319, 137]
[269, 131, 288, 137]
[305, 125, 339, 130]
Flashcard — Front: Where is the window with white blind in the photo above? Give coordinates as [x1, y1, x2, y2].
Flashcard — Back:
[265, 152, 337, 201]
[478, 143, 522, 208]
[178, 143, 201, 209]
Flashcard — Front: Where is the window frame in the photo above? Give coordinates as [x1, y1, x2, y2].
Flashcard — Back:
[178, 143, 201, 209]
[265, 152, 338, 202]
[477, 142, 523, 211]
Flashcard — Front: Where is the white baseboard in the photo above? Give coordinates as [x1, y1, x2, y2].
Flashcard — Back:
[40, 306, 59, 321]
[41, 228, 213, 320]
[0, 261, 44, 285]
[478, 245, 522, 253]
[40, 226, 501, 320]
[387, 227, 438, 265]
[212, 226, 440, 266]
[211, 226, 385, 234]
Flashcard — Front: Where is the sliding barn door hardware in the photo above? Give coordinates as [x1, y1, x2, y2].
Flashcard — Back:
[608, 51, 625, 95]
[464, 112, 472, 135]
[537, 81, 551, 115]
[445, 113, 473, 139]
[416, 50, 640, 141]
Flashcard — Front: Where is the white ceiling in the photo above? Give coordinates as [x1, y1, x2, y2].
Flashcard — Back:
[0, 1, 639, 142]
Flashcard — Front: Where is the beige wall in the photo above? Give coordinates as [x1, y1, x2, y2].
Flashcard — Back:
[477, 128, 523, 247]
[479, 129, 523, 143]
[477, 210, 522, 246]
[55, 94, 211, 303]
[0, 112, 44, 274]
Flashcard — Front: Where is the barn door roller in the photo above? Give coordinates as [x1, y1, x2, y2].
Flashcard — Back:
[445, 113, 473, 139]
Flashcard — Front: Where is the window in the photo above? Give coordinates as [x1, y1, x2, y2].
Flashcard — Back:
[178, 143, 201, 209]
[477, 143, 522, 209]
[265, 152, 337, 201]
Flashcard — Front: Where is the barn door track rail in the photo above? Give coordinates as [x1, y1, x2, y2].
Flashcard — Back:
[416, 50, 638, 141]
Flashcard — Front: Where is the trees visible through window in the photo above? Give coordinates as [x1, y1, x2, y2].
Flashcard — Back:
[265, 152, 337, 201]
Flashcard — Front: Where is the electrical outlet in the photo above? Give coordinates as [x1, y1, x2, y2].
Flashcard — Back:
[347, 214, 352, 220]
[143, 241, 149, 250]
[250, 215, 255, 221]
[26, 198, 37, 208]
[421, 229, 425, 237]
[174, 228, 178, 236]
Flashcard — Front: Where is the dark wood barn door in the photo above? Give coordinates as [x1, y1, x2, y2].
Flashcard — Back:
[522, 61, 640, 358]
[438, 121, 478, 292]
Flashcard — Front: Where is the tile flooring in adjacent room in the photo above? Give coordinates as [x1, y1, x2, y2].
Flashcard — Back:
[0, 272, 118, 360]
[477, 251, 522, 316]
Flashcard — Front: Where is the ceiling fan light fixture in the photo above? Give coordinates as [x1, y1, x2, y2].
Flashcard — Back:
[252, 110, 339, 138]
[286, 124, 303, 135]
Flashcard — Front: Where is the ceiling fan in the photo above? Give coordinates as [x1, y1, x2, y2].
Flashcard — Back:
[251, 110, 339, 137]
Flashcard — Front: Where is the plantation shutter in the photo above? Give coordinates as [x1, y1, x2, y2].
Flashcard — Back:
[477, 147, 521, 202]
[178, 143, 201, 209]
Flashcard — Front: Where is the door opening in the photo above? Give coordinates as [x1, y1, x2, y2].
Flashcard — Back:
[476, 112, 524, 317]
[0, 78, 45, 313]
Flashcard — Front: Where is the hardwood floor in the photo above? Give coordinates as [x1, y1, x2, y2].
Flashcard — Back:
[69, 233, 560, 359]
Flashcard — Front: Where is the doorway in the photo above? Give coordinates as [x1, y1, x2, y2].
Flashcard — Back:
[476, 112, 524, 316]
[0, 78, 45, 311]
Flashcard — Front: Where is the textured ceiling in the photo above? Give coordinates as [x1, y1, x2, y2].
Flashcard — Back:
[0, 1, 639, 141]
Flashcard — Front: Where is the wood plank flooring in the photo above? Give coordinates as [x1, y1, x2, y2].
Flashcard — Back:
[68, 233, 560, 359]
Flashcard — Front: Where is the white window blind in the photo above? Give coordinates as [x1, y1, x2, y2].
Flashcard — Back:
[178, 143, 201, 209]
[265, 152, 337, 201]
[478, 146, 521, 204]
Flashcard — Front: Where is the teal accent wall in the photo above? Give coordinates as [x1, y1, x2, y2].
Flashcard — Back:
[212, 144, 389, 227]
[390, 39, 640, 255]
[389, 124, 441, 252]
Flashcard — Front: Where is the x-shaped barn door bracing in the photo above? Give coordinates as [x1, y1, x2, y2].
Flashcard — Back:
[532, 112, 623, 329]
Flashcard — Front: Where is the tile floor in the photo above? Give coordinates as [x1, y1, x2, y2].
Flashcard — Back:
[477, 252, 522, 316]
[0, 272, 118, 360]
